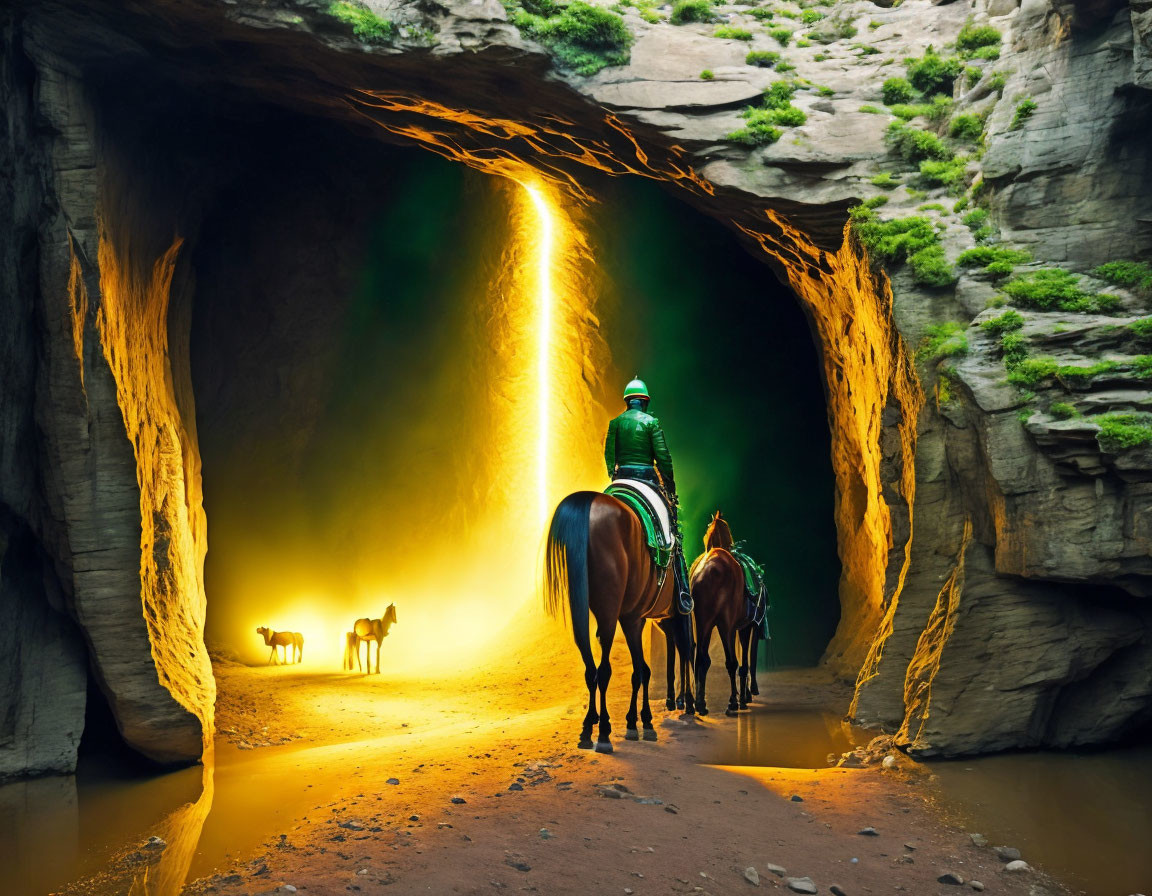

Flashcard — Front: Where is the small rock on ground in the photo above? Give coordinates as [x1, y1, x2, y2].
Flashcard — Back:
[830, 885, 848, 896]
[765, 863, 786, 877]
[1005, 860, 1032, 873]
[744, 867, 760, 886]
[786, 878, 817, 895]
[858, 827, 879, 836]
[969, 833, 988, 847]
[995, 846, 1021, 862]
[969, 882, 985, 892]
[938, 872, 965, 885]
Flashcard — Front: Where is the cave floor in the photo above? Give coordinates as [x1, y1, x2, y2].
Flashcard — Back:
[57, 636, 1069, 896]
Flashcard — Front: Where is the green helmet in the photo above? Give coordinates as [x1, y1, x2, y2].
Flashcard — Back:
[623, 377, 650, 401]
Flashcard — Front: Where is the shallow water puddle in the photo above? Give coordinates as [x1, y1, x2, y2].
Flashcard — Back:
[0, 737, 373, 896]
[930, 745, 1152, 896]
[693, 705, 1152, 896]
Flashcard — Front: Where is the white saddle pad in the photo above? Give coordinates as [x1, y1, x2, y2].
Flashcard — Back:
[610, 479, 673, 546]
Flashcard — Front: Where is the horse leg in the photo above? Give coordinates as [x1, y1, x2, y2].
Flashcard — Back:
[268, 645, 276, 666]
[737, 625, 753, 709]
[375, 639, 381, 675]
[578, 638, 597, 750]
[620, 617, 652, 741]
[676, 611, 696, 716]
[594, 625, 615, 753]
[694, 622, 713, 716]
[659, 620, 676, 711]
[749, 626, 761, 696]
[722, 625, 740, 716]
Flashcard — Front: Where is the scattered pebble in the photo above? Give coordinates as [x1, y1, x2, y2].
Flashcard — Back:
[539, 827, 553, 839]
[790, 795, 804, 802]
[969, 833, 988, 847]
[830, 886, 848, 896]
[386, 778, 399, 785]
[858, 827, 879, 836]
[144, 837, 166, 851]
[744, 867, 760, 886]
[938, 872, 965, 885]
[995, 846, 1021, 862]
[881, 755, 897, 770]
[504, 858, 531, 872]
[786, 877, 817, 894]
[969, 882, 985, 892]
[450, 797, 467, 805]
[509, 783, 524, 791]
[765, 864, 786, 877]
[1004, 860, 1032, 873]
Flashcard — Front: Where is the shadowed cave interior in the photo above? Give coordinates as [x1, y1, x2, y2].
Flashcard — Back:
[183, 104, 841, 674]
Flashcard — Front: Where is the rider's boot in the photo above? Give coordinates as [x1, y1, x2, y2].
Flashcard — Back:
[672, 544, 692, 615]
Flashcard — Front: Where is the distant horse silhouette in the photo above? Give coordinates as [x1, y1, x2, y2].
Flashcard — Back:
[544, 491, 695, 753]
[690, 511, 758, 716]
[256, 626, 304, 665]
[348, 603, 397, 674]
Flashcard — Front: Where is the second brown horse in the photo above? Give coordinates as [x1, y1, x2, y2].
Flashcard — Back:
[690, 511, 758, 716]
[545, 491, 695, 753]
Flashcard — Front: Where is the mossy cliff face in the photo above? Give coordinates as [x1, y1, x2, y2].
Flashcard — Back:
[1, 0, 1150, 776]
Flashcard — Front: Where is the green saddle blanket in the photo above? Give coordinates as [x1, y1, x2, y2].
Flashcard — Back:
[730, 544, 768, 628]
[604, 482, 673, 571]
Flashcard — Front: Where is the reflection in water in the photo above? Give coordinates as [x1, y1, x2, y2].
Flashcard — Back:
[136, 756, 215, 896]
[700, 707, 868, 769]
[931, 745, 1152, 896]
[0, 774, 79, 893]
[0, 750, 204, 896]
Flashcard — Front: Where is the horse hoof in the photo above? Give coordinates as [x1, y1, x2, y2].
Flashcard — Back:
[625, 729, 639, 741]
[725, 708, 739, 717]
[665, 699, 676, 711]
[750, 687, 760, 696]
[578, 739, 594, 750]
[594, 741, 614, 754]
[643, 729, 658, 741]
[697, 707, 709, 717]
[738, 702, 748, 710]
[676, 698, 685, 710]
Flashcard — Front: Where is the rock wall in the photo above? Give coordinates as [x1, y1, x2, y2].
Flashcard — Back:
[2, 0, 1151, 776]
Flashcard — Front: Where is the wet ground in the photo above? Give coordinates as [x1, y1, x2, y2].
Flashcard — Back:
[0, 648, 1092, 896]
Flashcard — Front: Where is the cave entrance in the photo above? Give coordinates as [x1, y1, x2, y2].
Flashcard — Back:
[187, 107, 840, 673]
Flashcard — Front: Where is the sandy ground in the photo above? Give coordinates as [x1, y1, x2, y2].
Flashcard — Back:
[60, 632, 1070, 896]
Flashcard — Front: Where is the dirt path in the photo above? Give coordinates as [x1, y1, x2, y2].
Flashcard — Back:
[62, 636, 1069, 896]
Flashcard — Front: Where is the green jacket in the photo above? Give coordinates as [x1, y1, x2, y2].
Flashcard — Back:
[604, 408, 675, 485]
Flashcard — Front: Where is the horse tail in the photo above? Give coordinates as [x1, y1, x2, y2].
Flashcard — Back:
[544, 491, 597, 659]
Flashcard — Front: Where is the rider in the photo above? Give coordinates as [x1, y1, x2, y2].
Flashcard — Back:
[604, 377, 692, 612]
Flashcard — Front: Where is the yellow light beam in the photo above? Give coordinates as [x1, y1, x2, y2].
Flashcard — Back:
[522, 182, 554, 527]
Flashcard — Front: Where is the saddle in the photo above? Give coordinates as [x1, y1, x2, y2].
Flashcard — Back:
[604, 479, 674, 576]
[731, 544, 769, 634]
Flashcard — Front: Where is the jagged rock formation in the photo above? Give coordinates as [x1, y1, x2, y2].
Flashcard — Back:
[1, 0, 1150, 776]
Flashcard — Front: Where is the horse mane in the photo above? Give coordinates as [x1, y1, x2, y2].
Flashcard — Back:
[703, 511, 734, 550]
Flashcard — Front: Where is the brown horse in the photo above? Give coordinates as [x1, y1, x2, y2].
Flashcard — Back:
[349, 603, 397, 674]
[690, 511, 757, 716]
[545, 491, 695, 753]
[256, 627, 304, 665]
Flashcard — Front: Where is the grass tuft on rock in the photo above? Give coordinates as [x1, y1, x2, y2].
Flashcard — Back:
[917, 321, 969, 361]
[1010, 97, 1037, 130]
[670, 0, 713, 24]
[851, 208, 957, 287]
[886, 121, 953, 163]
[769, 26, 793, 45]
[905, 47, 962, 96]
[1000, 268, 1114, 313]
[980, 309, 1025, 334]
[957, 246, 1032, 275]
[919, 157, 969, 190]
[509, 0, 633, 74]
[1094, 261, 1152, 294]
[881, 77, 915, 105]
[1049, 401, 1078, 420]
[1096, 413, 1152, 450]
[746, 49, 780, 67]
[328, 1, 396, 42]
[714, 25, 753, 40]
[955, 22, 1001, 55]
[949, 113, 984, 141]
